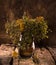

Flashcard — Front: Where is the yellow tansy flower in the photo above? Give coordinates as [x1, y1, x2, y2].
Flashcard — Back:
[36, 16, 44, 22]
[12, 51, 18, 57]
[16, 19, 24, 31]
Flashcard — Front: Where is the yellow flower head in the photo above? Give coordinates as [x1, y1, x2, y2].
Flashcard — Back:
[12, 51, 18, 57]
[36, 16, 44, 22]
[16, 19, 24, 31]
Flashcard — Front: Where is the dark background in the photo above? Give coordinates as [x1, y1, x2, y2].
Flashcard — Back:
[0, 0, 56, 46]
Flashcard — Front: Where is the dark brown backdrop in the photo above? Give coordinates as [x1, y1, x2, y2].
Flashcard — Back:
[0, 0, 56, 46]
